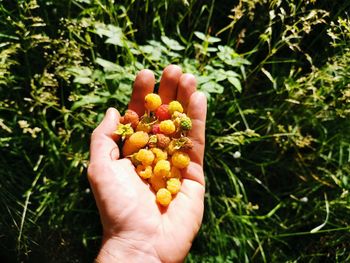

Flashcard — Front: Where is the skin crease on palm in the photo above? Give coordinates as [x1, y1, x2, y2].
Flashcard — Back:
[88, 65, 207, 263]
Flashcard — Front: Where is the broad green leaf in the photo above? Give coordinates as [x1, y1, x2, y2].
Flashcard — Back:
[228, 77, 242, 92]
[194, 31, 221, 43]
[95, 24, 124, 46]
[71, 94, 108, 110]
[73, 76, 92, 84]
[67, 66, 92, 77]
[194, 31, 206, 41]
[207, 36, 221, 43]
[161, 36, 185, 51]
[95, 58, 121, 72]
[217, 45, 251, 67]
[139, 45, 162, 61]
[200, 81, 224, 94]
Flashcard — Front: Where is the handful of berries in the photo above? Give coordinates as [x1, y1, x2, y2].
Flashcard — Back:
[115, 93, 193, 206]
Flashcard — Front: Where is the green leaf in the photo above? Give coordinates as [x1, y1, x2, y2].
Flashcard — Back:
[207, 36, 221, 43]
[95, 58, 121, 72]
[161, 36, 185, 51]
[73, 76, 92, 84]
[139, 45, 162, 61]
[71, 94, 108, 111]
[217, 45, 251, 67]
[95, 24, 124, 46]
[200, 81, 224, 94]
[194, 31, 221, 43]
[194, 31, 206, 41]
[228, 77, 242, 92]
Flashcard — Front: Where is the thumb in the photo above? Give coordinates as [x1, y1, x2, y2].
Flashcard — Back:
[90, 108, 120, 163]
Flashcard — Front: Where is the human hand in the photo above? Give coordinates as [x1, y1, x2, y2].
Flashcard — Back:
[88, 65, 207, 263]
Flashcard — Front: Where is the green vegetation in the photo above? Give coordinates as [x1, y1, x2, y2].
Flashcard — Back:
[1, 0, 350, 262]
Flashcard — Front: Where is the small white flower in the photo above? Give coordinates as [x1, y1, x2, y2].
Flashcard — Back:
[233, 151, 241, 159]
[300, 197, 308, 203]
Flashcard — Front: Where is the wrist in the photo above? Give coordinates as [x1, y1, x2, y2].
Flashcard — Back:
[96, 235, 161, 263]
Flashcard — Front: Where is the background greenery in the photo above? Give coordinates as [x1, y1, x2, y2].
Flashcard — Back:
[1, 0, 350, 262]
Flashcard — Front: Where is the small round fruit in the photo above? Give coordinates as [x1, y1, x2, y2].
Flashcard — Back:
[149, 174, 166, 192]
[151, 148, 168, 164]
[167, 178, 181, 194]
[152, 123, 161, 134]
[168, 101, 183, 115]
[180, 116, 192, 131]
[123, 131, 149, 156]
[170, 166, 182, 179]
[156, 188, 172, 206]
[120, 110, 139, 129]
[129, 131, 149, 146]
[156, 104, 171, 121]
[171, 151, 190, 169]
[145, 93, 162, 111]
[153, 160, 171, 177]
[159, 120, 176, 135]
[156, 134, 170, 148]
[136, 165, 153, 179]
[136, 149, 155, 166]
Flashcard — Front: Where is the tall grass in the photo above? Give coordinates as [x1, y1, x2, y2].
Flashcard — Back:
[1, 0, 350, 262]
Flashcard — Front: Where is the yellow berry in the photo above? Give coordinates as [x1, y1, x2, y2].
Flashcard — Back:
[159, 120, 176, 135]
[156, 188, 172, 206]
[171, 151, 190, 169]
[170, 166, 182, 179]
[153, 160, 171, 177]
[168, 101, 183, 115]
[145, 93, 162, 111]
[136, 165, 153, 179]
[167, 178, 181, 194]
[136, 149, 155, 166]
[151, 148, 168, 164]
[149, 174, 166, 192]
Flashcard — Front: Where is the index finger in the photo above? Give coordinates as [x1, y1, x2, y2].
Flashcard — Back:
[128, 69, 155, 116]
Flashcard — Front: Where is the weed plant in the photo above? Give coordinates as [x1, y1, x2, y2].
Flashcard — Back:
[0, 0, 350, 262]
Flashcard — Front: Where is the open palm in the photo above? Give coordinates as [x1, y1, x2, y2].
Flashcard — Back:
[88, 65, 207, 262]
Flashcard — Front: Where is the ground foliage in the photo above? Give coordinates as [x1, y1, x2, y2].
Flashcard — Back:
[0, 0, 350, 262]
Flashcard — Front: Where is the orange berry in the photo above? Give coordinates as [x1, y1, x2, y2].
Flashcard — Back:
[169, 166, 182, 179]
[171, 151, 190, 169]
[149, 174, 166, 192]
[156, 188, 172, 206]
[120, 109, 139, 129]
[145, 93, 162, 111]
[123, 131, 149, 156]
